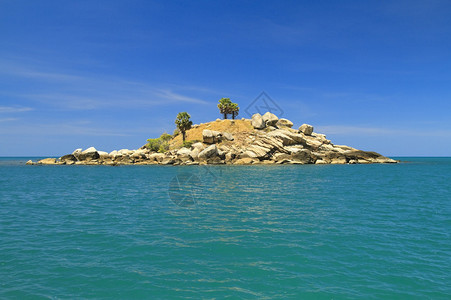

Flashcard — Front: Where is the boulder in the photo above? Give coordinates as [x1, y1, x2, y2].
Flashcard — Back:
[161, 158, 175, 165]
[244, 145, 271, 159]
[72, 148, 82, 156]
[192, 142, 205, 151]
[83, 147, 97, 153]
[118, 149, 133, 156]
[26, 160, 34, 165]
[262, 112, 278, 126]
[234, 157, 259, 165]
[98, 151, 110, 158]
[299, 124, 314, 135]
[303, 135, 323, 149]
[176, 147, 192, 162]
[254, 136, 288, 153]
[203, 129, 214, 143]
[190, 148, 200, 160]
[274, 153, 291, 161]
[202, 129, 222, 144]
[225, 152, 235, 162]
[251, 113, 265, 129]
[109, 150, 118, 157]
[276, 118, 293, 128]
[60, 154, 77, 163]
[38, 158, 57, 165]
[206, 156, 225, 165]
[267, 130, 296, 146]
[149, 153, 165, 162]
[78, 147, 100, 161]
[291, 149, 314, 164]
[330, 157, 347, 164]
[285, 146, 304, 154]
[198, 144, 218, 160]
[222, 132, 234, 141]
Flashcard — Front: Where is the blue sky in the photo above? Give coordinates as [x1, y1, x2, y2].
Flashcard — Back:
[1, 0, 450, 156]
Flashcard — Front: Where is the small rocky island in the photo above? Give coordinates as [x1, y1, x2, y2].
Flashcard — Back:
[29, 112, 397, 166]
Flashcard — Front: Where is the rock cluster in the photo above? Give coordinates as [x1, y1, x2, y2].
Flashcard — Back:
[31, 113, 398, 166]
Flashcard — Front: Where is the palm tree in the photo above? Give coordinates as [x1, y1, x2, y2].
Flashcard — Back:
[218, 98, 233, 119]
[231, 103, 239, 119]
[175, 112, 193, 142]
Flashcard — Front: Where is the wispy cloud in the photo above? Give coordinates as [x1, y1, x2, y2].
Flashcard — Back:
[0, 61, 83, 82]
[0, 122, 131, 137]
[153, 89, 209, 104]
[0, 106, 33, 113]
[0, 60, 213, 110]
[0, 118, 18, 122]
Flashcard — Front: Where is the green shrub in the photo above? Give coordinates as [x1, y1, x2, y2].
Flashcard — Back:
[173, 128, 180, 137]
[182, 140, 194, 148]
[146, 133, 173, 152]
[158, 143, 169, 153]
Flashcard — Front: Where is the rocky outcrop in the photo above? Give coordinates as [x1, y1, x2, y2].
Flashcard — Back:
[37, 158, 57, 165]
[77, 147, 100, 161]
[262, 112, 278, 126]
[198, 144, 218, 160]
[276, 118, 293, 128]
[299, 124, 314, 136]
[251, 113, 265, 129]
[28, 112, 398, 166]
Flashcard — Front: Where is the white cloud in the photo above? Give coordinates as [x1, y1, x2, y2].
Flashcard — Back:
[0, 118, 18, 122]
[0, 106, 33, 113]
[0, 61, 212, 110]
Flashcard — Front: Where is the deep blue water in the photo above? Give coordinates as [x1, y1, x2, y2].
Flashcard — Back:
[0, 157, 450, 299]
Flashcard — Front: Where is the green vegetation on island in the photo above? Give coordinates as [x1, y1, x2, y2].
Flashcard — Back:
[217, 98, 239, 119]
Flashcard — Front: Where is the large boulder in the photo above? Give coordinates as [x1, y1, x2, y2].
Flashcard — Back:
[254, 136, 288, 153]
[118, 149, 133, 156]
[60, 154, 77, 163]
[131, 149, 146, 159]
[251, 113, 265, 129]
[190, 148, 200, 160]
[202, 130, 222, 144]
[267, 130, 296, 146]
[276, 118, 293, 128]
[244, 145, 271, 159]
[109, 150, 118, 157]
[192, 142, 205, 151]
[299, 124, 314, 135]
[72, 148, 82, 156]
[149, 153, 165, 162]
[77, 147, 100, 161]
[290, 149, 314, 164]
[98, 151, 110, 158]
[38, 158, 57, 165]
[176, 147, 192, 162]
[262, 112, 278, 126]
[198, 144, 218, 159]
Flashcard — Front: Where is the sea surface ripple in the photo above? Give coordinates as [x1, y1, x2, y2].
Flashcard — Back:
[0, 157, 450, 299]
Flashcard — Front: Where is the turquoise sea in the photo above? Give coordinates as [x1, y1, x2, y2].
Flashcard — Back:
[0, 157, 450, 299]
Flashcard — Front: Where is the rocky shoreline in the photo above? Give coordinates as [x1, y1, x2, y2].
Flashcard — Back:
[28, 112, 398, 166]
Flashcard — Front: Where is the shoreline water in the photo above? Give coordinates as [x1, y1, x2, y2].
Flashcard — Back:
[1, 157, 450, 298]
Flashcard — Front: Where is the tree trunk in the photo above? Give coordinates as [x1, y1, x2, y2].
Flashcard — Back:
[223, 113, 227, 119]
[182, 131, 186, 142]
